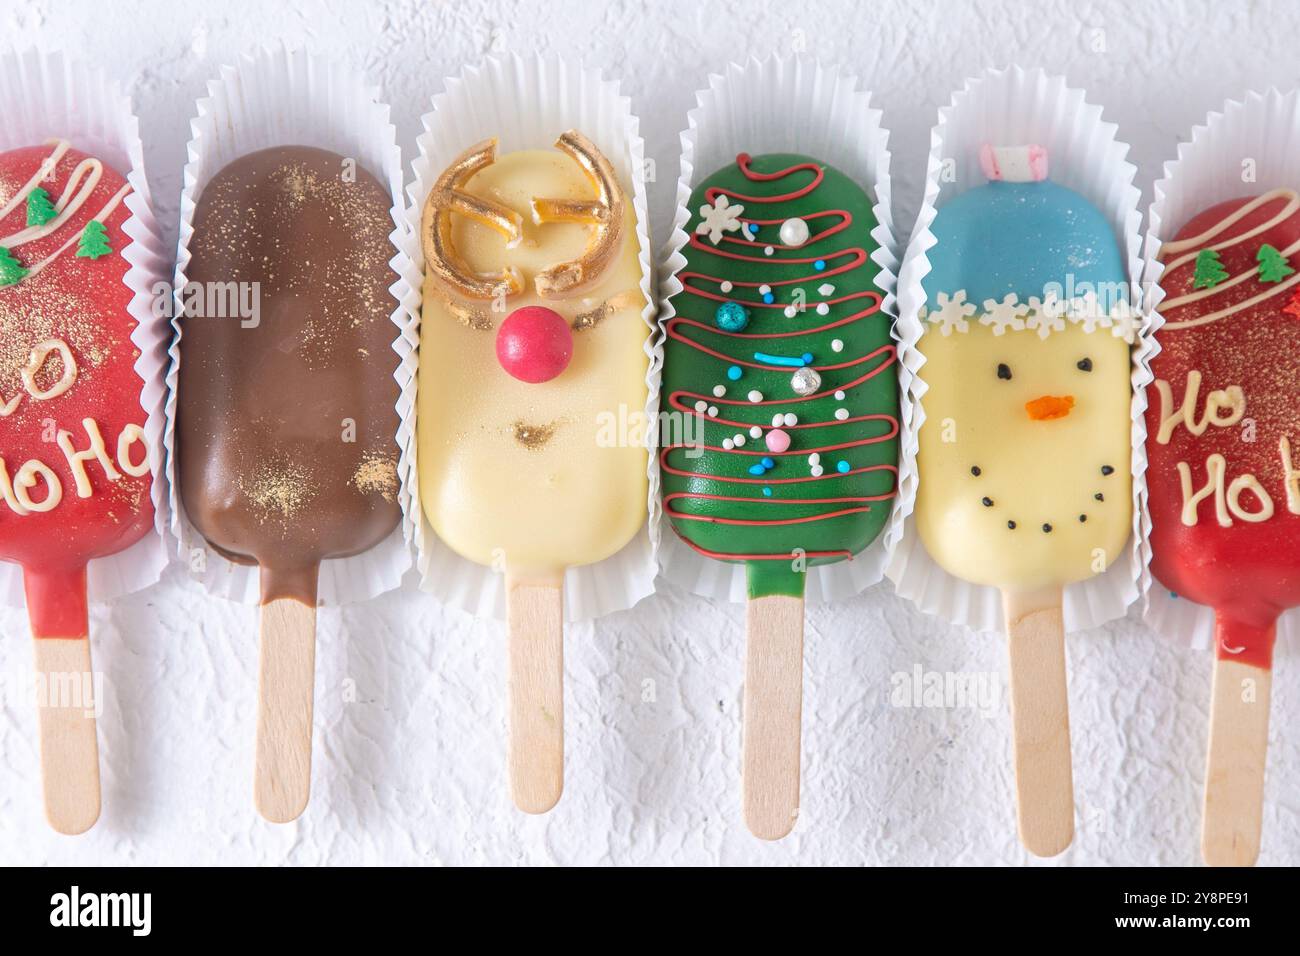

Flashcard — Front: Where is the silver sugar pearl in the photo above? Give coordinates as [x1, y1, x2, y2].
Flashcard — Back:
[790, 366, 822, 396]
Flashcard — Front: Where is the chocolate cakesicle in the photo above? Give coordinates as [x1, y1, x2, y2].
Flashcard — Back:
[178, 145, 402, 821]
[417, 132, 649, 813]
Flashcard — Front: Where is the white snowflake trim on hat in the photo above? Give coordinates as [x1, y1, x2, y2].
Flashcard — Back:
[695, 194, 744, 245]
[925, 288, 1141, 343]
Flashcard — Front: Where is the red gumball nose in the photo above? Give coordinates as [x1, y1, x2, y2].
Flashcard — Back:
[496, 306, 573, 383]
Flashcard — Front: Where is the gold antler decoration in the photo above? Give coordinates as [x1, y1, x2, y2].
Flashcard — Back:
[531, 130, 625, 298]
[421, 139, 525, 300]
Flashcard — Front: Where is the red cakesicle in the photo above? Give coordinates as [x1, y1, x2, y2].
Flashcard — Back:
[0, 141, 155, 833]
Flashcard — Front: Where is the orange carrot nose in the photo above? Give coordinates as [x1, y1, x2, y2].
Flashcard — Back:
[1025, 395, 1075, 420]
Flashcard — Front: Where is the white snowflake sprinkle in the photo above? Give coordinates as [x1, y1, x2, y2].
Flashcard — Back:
[749, 425, 762, 439]
[834, 390, 846, 401]
[831, 338, 844, 352]
[722, 438, 734, 450]
[758, 284, 771, 295]
[816, 302, 830, 315]
[764, 246, 774, 256]
[713, 384, 726, 397]
[748, 390, 763, 403]
[835, 408, 850, 421]
[783, 413, 797, 426]
[1107, 298, 1141, 343]
[734, 434, 746, 447]
[693, 400, 707, 413]
[784, 305, 798, 318]
[708, 405, 719, 417]
[818, 283, 835, 296]
[929, 290, 977, 336]
[771, 413, 784, 427]
[695, 194, 744, 245]
[1068, 290, 1107, 334]
[980, 293, 1030, 336]
[720, 280, 733, 293]
[808, 452, 821, 465]
[810, 465, 824, 477]
[1025, 291, 1068, 339]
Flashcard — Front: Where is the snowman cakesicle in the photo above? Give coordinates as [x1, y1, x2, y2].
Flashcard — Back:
[914, 145, 1136, 856]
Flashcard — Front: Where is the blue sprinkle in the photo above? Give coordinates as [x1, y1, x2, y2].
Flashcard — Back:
[762, 292, 774, 304]
[837, 460, 850, 474]
[802, 352, 814, 364]
[747, 223, 759, 236]
[727, 365, 743, 381]
[748, 463, 766, 476]
[714, 300, 749, 332]
[814, 259, 826, 271]
[761, 457, 775, 469]
[753, 351, 808, 368]
[762, 487, 772, 497]
[1169, 591, 1179, 599]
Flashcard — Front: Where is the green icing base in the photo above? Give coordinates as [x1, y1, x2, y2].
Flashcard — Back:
[660, 153, 900, 600]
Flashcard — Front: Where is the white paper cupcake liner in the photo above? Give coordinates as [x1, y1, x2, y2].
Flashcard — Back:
[0, 48, 170, 608]
[887, 66, 1151, 634]
[656, 55, 901, 606]
[165, 45, 414, 606]
[401, 53, 660, 623]
[1141, 88, 1300, 653]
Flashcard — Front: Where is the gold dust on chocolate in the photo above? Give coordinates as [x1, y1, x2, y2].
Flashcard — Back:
[352, 452, 398, 501]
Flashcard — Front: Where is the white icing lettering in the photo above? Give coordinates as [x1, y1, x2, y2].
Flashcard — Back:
[1156, 371, 1245, 444]
[13, 460, 62, 513]
[116, 424, 150, 477]
[20, 339, 78, 400]
[1227, 474, 1274, 522]
[56, 418, 122, 498]
[1178, 454, 1231, 527]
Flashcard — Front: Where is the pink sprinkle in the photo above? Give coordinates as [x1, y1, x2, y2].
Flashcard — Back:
[765, 428, 791, 453]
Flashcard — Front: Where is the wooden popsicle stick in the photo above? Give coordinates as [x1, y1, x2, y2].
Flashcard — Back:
[254, 597, 317, 823]
[33, 637, 100, 835]
[1002, 586, 1074, 857]
[506, 570, 564, 814]
[1203, 656, 1272, 867]
[742, 593, 805, 841]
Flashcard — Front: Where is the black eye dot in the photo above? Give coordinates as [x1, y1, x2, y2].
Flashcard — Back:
[1077, 357, 1093, 372]
[1042, 523, 1053, 533]
[971, 465, 981, 476]
[1095, 492, 1104, 501]
[997, 363, 1012, 380]
[1101, 465, 1114, 476]
[1079, 514, 1088, 522]
[1007, 520, 1017, 530]
[981, 497, 993, 507]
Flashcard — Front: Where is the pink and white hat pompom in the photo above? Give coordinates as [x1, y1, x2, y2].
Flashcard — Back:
[979, 143, 1049, 183]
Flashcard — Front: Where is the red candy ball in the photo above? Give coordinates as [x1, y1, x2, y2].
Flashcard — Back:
[495, 306, 573, 383]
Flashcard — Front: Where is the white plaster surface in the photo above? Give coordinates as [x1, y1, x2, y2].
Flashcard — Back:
[0, 0, 1297, 866]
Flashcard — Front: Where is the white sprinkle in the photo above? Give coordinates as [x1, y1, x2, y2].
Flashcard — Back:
[720, 280, 733, 293]
[722, 438, 734, 450]
[758, 284, 771, 295]
[783, 413, 797, 426]
[835, 408, 850, 421]
[816, 302, 830, 315]
[734, 434, 746, 447]
[810, 465, 824, 477]
[713, 384, 726, 397]
[694, 400, 707, 413]
[808, 453, 821, 465]
[818, 283, 835, 296]
[834, 390, 846, 401]
[784, 306, 797, 318]
[708, 405, 719, 417]
[831, 338, 844, 352]
[771, 413, 784, 427]
[764, 245, 774, 256]
[749, 425, 762, 438]
[748, 390, 763, 403]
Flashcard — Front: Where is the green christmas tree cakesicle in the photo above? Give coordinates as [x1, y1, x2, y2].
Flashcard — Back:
[661, 154, 900, 600]
[0, 247, 28, 286]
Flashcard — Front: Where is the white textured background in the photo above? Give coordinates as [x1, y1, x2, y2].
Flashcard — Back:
[0, 0, 1297, 866]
